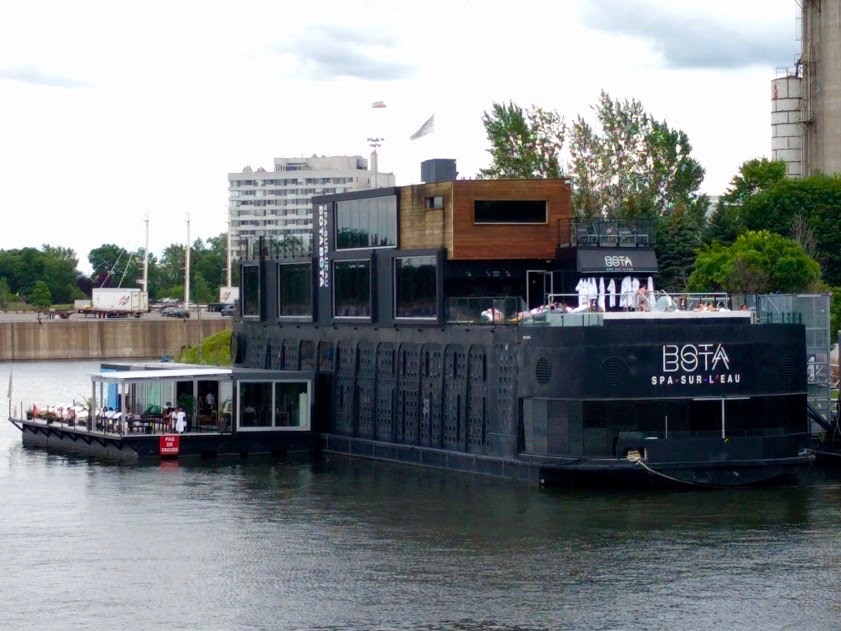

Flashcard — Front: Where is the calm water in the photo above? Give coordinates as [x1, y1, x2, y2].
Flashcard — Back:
[2, 361, 841, 630]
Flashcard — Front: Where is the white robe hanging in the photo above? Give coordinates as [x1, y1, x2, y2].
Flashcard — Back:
[620, 276, 632, 308]
[598, 278, 606, 311]
[632, 278, 641, 310]
[575, 278, 588, 307]
[608, 279, 617, 308]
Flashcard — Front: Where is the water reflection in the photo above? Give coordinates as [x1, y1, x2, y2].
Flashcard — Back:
[1, 361, 841, 629]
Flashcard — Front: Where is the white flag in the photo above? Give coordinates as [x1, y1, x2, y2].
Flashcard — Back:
[410, 115, 434, 140]
[6, 369, 12, 401]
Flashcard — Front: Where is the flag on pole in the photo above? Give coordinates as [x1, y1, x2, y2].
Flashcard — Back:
[410, 115, 434, 140]
[371, 101, 386, 109]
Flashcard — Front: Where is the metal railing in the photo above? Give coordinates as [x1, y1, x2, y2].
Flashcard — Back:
[564, 218, 656, 247]
[445, 297, 527, 325]
[241, 236, 314, 261]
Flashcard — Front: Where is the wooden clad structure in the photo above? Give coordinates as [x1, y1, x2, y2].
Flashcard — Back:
[398, 178, 571, 260]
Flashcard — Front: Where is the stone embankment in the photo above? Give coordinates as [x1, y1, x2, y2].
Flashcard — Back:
[0, 318, 232, 361]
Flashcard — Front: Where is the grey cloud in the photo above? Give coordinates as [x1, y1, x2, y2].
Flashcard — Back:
[0, 64, 87, 88]
[580, 1, 793, 69]
[279, 24, 414, 81]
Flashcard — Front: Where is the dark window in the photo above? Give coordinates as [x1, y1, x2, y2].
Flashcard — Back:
[277, 263, 312, 317]
[241, 265, 260, 317]
[336, 195, 397, 249]
[474, 200, 547, 224]
[424, 195, 444, 209]
[334, 260, 371, 318]
[395, 256, 437, 319]
[239, 382, 272, 427]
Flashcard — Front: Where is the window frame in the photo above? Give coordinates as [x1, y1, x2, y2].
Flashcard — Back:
[334, 194, 398, 251]
[393, 254, 439, 321]
[240, 263, 261, 319]
[332, 258, 374, 321]
[276, 261, 314, 321]
[424, 195, 444, 210]
[236, 379, 312, 432]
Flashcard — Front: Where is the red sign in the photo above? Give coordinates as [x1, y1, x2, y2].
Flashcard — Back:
[160, 434, 180, 456]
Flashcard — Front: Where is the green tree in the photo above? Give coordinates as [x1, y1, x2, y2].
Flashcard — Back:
[29, 280, 52, 322]
[703, 199, 744, 246]
[740, 174, 841, 285]
[688, 230, 821, 294]
[478, 101, 565, 179]
[568, 91, 705, 218]
[190, 274, 214, 305]
[0, 277, 9, 309]
[41, 244, 82, 303]
[656, 204, 705, 291]
[721, 157, 787, 205]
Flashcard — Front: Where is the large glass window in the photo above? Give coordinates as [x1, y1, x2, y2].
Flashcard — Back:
[238, 382, 272, 427]
[277, 263, 312, 317]
[237, 380, 310, 430]
[334, 260, 371, 318]
[395, 256, 437, 319]
[474, 200, 547, 224]
[274, 383, 308, 426]
[336, 195, 397, 249]
[241, 265, 260, 317]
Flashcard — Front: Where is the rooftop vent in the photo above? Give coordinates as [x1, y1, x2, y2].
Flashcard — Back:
[421, 159, 458, 183]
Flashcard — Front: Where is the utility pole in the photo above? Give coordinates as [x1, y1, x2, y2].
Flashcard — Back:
[226, 212, 232, 288]
[184, 213, 191, 307]
[142, 214, 149, 297]
[367, 137, 383, 188]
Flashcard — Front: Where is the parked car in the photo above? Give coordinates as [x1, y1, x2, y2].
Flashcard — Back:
[220, 304, 236, 317]
[163, 307, 190, 318]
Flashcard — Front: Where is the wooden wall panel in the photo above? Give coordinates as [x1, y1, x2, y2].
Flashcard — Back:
[398, 182, 454, 252]
[450, 179, 571, 260]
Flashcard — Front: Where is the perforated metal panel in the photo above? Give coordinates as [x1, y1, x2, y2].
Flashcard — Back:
[335, 341, 356, 435]
[468, 346, 488, 452]
[443, 345, 467, 451]
[420, 344, 444, 447]
[268, 338, 284, 370]
[245, 331, 268, 369]
[356, 343, 376, 438]
[495, 343, 516, 436]
[282, 338, 300, 371]
[397, 344, 421, 444]
[375, 344, 396, 441]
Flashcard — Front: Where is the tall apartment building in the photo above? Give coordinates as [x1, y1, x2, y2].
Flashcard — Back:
[228, 155, 395, 253]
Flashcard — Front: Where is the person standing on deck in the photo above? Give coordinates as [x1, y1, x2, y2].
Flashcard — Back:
[175, 407, 187, 434]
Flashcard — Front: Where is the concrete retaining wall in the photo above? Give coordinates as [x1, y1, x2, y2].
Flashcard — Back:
[0, 319, 232, 361]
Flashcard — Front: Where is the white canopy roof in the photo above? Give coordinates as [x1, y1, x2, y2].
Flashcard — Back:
[90, 368, 232, 384]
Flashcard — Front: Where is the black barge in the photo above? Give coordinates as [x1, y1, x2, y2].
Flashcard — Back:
[230, 170, 813, 487]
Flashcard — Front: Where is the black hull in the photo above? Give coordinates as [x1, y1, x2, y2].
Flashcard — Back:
[322, 434, 812, 489]
[13, 419, 316, 463]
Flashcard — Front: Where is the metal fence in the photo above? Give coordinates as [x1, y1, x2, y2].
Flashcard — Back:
[754, 294, 832, 431]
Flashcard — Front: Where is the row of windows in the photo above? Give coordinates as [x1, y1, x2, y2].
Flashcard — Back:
[241, 255, 438, 321]
[230, 177, 357, 187]
[332, 255, 437, 320]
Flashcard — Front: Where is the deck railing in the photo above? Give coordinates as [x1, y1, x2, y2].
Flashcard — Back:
[563, 218, 656, 248]
[241, 236, 314, 261]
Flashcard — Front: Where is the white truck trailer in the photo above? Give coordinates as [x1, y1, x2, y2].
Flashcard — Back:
[81, 288, 149, 318]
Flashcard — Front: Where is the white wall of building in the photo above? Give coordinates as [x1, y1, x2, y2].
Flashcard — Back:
[228, 155, 395, 254]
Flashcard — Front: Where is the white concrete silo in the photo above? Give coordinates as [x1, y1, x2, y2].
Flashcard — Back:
[771, 75, 803, 177]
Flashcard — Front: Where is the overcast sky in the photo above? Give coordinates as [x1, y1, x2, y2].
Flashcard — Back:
[0, 0, 798, 272]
